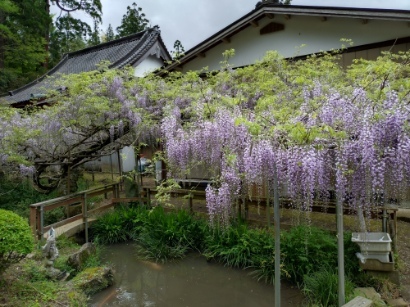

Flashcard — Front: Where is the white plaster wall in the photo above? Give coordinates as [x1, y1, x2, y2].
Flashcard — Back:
[134, 55, 165, 77]
[120, 146, 136, 172]
[183, 15, 410, 72]
[100, 147, 136, 173]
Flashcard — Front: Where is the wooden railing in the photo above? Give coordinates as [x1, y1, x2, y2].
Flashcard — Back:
[29, 183, 123, 241]
[29, 182, 399, 251]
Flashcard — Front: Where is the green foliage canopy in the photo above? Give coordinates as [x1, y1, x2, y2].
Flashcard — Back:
[116, 2, 149, 38]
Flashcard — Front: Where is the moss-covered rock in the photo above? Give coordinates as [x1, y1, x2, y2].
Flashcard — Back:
[0, 209, 33, 274]
[67, 242, 96, 271]
[71, 266, 114, 295]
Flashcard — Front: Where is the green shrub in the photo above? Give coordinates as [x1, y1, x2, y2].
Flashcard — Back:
[134, 206, 206, 262]
[90, 205, 152, 244]
[303, 266, 355, 307]
[343, 231, 361, 280]
[204, 222, 275, 269]
[0, 209, 34, 274]
[44, 207, 66, 226]
[281, 225, 338, 284]
[90, 208, 129, 244]
[0, 179, 58, 219]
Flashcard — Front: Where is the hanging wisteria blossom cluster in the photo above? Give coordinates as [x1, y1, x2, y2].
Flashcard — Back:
[161, 51, 410, 227]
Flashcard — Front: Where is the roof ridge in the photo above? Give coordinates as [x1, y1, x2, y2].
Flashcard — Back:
[66, 28, 150, 59]
[110, 28, 159, 68]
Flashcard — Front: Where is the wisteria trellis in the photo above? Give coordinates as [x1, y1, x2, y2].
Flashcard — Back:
[1, 51, 409, 227]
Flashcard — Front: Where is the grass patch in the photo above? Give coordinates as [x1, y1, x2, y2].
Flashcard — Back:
[303, 266, 355, 307]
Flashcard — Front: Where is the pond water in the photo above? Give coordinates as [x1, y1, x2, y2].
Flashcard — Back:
[89, 243, 303, 307]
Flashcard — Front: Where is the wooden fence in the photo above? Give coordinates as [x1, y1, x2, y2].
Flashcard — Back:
[29, 182, 398, 251]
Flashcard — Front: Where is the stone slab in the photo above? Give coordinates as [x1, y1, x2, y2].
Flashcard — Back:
[401, 285, 410, 302]
[385, 298, 409, 307]
[354, 287, 387, 306]
[342, 296, 373, 307]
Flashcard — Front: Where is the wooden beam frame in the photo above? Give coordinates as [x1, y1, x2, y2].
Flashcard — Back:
[250, 20, 259, 27]
[222, 37, 231, 44]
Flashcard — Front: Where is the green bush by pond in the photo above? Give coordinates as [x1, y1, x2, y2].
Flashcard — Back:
[0, 209, 34, 275]
[91, 205, 206, 262]
[91, 205, 362, 305]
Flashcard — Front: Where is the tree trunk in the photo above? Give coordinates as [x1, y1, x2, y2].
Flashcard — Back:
[0, 11, 5, 71]
[43, 0, 50, 69]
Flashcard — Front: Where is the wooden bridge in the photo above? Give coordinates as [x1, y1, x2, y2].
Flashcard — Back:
[29, 183, 151, 242]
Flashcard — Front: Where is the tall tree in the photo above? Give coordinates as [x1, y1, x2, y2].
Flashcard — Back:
[51, 0, 102, 21]
[172, 40, 185, 59]
[0, 0, 51, 94]
[48, 0, 102, 66]
[48, 15, 90, 66]
[0, 0, 18, 70]
[48, 19, 87, 67]
[116, 2, 149, 38]
[104, 23, 115, 42]
[0, 0, 103, 94]
[87, 20, 101, 47]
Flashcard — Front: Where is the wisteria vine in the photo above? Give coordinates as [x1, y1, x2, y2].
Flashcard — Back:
[1, 50, 409, 229]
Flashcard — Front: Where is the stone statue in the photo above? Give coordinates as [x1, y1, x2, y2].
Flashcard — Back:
[42, 227, 67, 280]
[42, 227, 59, 267]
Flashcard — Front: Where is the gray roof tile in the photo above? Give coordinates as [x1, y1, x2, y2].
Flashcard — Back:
[3, 27, 170, 105]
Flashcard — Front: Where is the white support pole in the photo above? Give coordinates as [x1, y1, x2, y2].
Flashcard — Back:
[337, 196, 345, 306]
[273, 164, 281, 306]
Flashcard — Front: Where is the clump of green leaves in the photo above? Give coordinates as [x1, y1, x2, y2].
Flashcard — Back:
[0, 178, 58, 219]
[134, 206, 206, 262]
[303, 266, 355, 307]
[281, 225, 337, 284]
[203, 222, 275, 269]
[0, 209, 33, 274]
[91, 205, 152, 244]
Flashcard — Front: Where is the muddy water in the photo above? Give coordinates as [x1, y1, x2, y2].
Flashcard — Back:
[89, 243, 303, 307]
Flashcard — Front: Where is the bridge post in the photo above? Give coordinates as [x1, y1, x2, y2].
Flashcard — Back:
[29, 206, 38, 239]
[113, 184, 117, 199]
[82, 193, 89, 243]
[39, 205, 44, 241]
[147, 188, 151, 207]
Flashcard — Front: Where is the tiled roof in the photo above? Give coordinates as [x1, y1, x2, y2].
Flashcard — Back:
[3, 27, 170, 105]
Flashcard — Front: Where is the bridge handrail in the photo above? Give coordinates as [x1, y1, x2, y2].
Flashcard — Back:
[29, 183, 121, 241]
[29, 183, 119, 208]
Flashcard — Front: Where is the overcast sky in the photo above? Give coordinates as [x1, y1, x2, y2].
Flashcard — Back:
[52, 0, 410, 51]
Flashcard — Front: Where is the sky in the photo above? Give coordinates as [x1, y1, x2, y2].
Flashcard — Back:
[52, 0, 410, 52]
